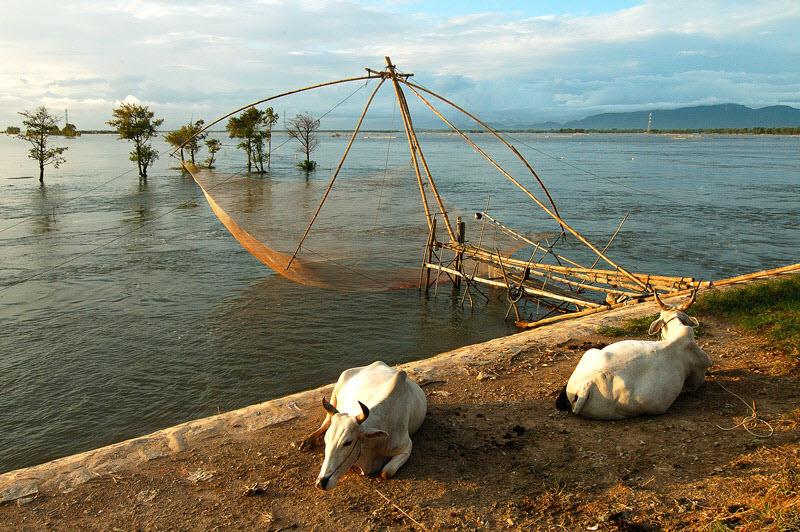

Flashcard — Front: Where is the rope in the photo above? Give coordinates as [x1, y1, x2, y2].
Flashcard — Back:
[353, 90, 398, 268]
[298, 246, 396, 291]
[317, 80, 371, 122]
[359, 477, 432, 532]
[712, 377, 775, 438]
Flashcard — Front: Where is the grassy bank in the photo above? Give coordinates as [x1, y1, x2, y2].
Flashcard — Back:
[597, 275, 800, 372]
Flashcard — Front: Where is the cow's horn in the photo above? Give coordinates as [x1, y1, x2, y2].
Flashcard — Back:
[322, 397, 339, 415]
[356, 401, 370, 425]
[653, 290, 671, 311]
[678, 286, 699, 311]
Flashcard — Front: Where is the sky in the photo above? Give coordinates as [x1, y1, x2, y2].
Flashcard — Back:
[1, 0, 798, 130]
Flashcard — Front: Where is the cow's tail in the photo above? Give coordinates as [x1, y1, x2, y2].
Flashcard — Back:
[555, 385, 571, 411]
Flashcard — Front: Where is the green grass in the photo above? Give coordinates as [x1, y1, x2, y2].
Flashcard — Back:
[597, 314, 660, 337]
[695, 275, 800, 343]
[695, 274, 800, 371]
[597, 275, 800, 372]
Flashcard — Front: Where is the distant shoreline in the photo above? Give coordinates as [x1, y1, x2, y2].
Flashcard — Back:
[5, 127, 797, 136]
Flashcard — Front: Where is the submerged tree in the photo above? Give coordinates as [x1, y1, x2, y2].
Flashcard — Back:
[286, 113, 320, 171]
[165, 119, 206, 165]
[204, 137, 221, 168]
[62, 122, 79, 137]
[107, 103, 164, 181]
[17, 106, 68, 184]
[225, 107, 277, 173]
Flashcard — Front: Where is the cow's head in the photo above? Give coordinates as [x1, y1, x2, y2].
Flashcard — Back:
[315, 398, 388, 491]
[649, 289, 700, 339]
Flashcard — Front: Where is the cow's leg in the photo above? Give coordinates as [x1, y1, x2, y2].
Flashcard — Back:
[380, 437, 413, 479]
[300, 389, 340, 451]
[300, 413, 332, 451]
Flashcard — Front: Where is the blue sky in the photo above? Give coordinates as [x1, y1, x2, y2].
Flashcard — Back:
[1, 0, 798, 130]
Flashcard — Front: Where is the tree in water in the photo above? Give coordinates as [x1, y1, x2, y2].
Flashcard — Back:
[17, 106, 68, 185]
[225, 107, 277, 173]
[107, 103, 164, 181]
[165, 119, 206, 165]
[286, 113, 320, 171]
[204, 138, 221, 168]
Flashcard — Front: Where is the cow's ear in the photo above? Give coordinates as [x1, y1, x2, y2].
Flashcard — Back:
[359, 429, 389, 440]
[648, 319, 664, 336]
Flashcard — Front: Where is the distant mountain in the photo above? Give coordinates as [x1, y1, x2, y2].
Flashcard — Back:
[560, 104, 800, 130]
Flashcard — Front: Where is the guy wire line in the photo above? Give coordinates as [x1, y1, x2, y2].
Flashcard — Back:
[6, 78, 378, 293]
[201, 78, 375, 167]
[0, 164, 251, 293]
[395, 75, 698, 211]
[352, 88, 398, 268]
[170, 74, 375, 159]
[498, 130, 699, 209]
[0, 166, 138, 236]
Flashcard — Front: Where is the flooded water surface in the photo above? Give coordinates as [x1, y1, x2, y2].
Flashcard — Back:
[0, 131, 797, 473]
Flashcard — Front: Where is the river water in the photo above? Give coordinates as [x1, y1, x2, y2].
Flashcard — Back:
[0, 131, 797, 474]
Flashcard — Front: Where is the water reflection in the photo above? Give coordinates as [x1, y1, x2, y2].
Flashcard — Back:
[29, 186, 59, 234]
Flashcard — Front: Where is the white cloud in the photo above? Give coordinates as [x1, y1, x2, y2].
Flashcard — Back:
[0, 0, 798, 129]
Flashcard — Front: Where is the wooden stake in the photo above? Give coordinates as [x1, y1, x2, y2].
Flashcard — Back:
[454, 217, 465, 289]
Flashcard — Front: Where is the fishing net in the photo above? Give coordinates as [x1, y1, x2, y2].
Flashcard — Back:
[188, 165, 424, 291]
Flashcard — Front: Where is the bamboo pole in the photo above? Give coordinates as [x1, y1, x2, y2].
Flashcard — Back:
[496, 248, 521, 321]
[589, 213, 629, 270]
[286, 78, 387, 269]
[521, 267, 641, 298]
[400, 81, 648, 291]
[516, 296, 643, 329]
[420, 216, 437, 291]
[400, 79, 563, 230]
[461, 196, 491, 307]
[444, 243, 692, 290]
[710, 262, 800, 287]
[454, 217, 465, 289]
[385, 58, 456, 242]
[384, 58, 443, 238]
[517, 263, 800, 329]
[477, 212, 585, 269]
[425, 263, 604, 307]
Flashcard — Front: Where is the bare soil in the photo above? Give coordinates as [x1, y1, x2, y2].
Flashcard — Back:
[2, 313, 798, 531]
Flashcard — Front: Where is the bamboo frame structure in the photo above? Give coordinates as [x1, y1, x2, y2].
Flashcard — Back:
[181, 57, 734, 327]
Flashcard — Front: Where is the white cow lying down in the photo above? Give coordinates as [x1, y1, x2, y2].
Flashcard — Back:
[301, 361, 427, 491]
[556, 290, 711, 420]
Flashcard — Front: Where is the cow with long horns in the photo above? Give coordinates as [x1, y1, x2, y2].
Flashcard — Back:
[556, 289, 711, 420]
[301, 361, 427, 491]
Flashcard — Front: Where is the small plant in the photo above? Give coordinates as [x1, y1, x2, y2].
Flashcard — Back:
[297, 159, 317, 171]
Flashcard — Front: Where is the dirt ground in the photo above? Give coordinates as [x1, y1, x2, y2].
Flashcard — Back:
[2, 312, 798, 532]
